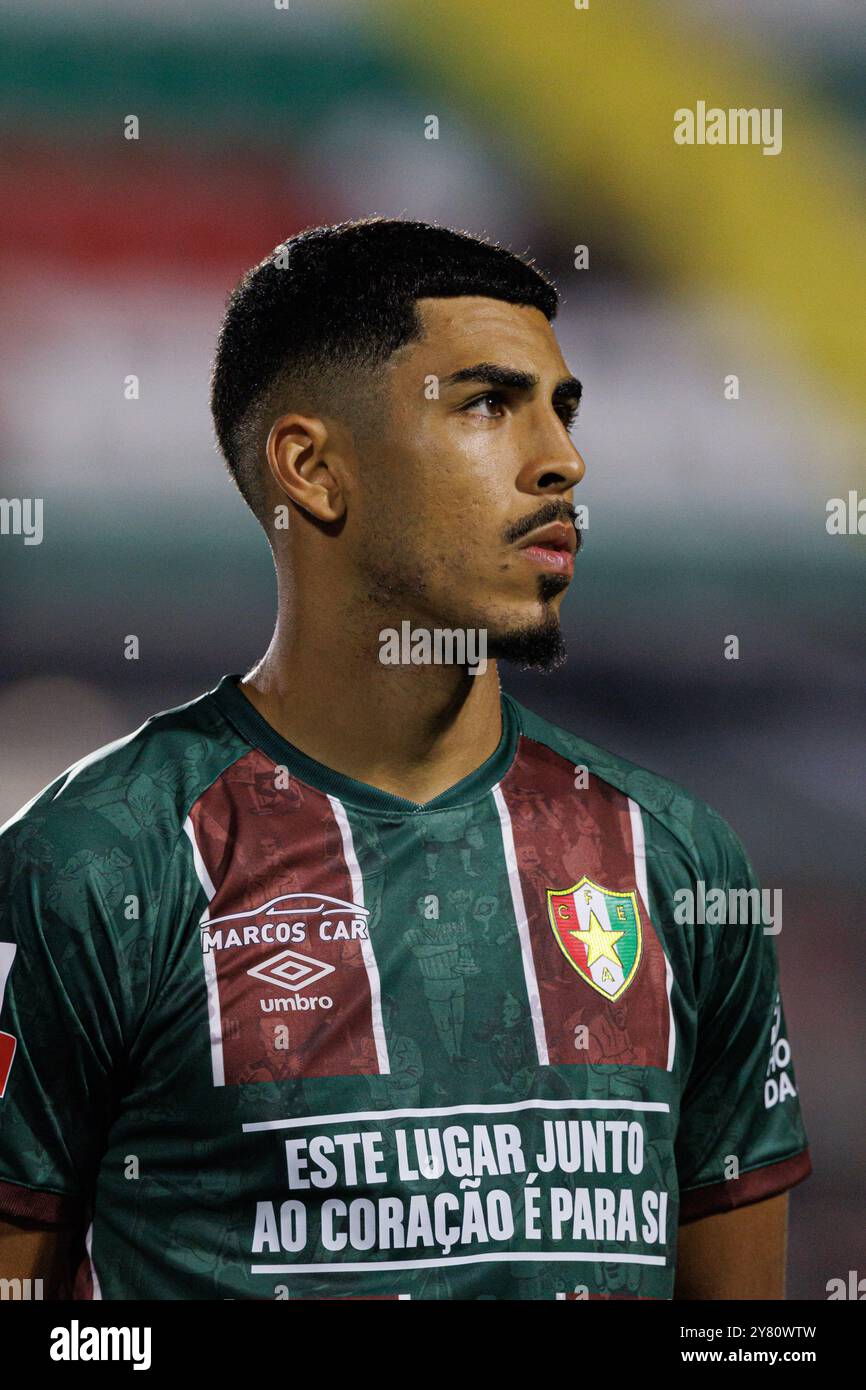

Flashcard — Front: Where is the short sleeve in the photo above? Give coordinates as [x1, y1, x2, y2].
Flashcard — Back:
[0, 807, 136, 1224]
[675, 814, 812, 1223]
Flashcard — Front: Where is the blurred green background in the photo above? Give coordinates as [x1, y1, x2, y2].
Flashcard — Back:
[0, 0, 863, 1298]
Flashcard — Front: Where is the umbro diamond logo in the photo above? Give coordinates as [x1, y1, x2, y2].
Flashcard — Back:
[247, 949, 336, 993]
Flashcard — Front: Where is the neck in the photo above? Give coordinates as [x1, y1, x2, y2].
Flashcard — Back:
[239, 588, 505, 806]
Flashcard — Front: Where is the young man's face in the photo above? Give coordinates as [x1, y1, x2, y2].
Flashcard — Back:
[349, 296, 585, 668]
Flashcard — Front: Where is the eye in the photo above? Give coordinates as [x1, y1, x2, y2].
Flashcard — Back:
[555, 402, 579, 433]
[462, 391, 508, 419]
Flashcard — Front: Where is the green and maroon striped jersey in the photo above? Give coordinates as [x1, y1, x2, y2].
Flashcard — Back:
[0, 675, 811, 1300]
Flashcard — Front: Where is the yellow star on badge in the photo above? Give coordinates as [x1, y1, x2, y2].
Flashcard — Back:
[570, 909, 625, 967]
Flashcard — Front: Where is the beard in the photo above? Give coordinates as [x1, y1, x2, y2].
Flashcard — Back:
[489, 627, 567, 672]
[485, 574, 569, 671]
[356, 525, 571, 672]
[485, 617, 568, 671]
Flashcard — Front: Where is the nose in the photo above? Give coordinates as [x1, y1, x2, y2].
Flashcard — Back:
[517, 425, 586, 495]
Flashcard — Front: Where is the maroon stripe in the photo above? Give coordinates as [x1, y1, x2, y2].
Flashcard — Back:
[679, 1148, 813, 1224]
[500, 736, 671, 1068]
[188, 750, 380, 1085]
[0, 1030, 16, 1097]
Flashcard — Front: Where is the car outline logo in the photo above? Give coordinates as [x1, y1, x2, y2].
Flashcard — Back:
[206, 892, 368, 929]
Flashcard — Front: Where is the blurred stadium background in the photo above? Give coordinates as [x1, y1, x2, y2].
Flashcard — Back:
[0, 0, 863, 1298]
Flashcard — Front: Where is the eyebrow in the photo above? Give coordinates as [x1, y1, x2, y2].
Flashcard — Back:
[441, 361, 582, 405]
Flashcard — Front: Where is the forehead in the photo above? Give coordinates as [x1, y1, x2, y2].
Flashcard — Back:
[400, 295, 569, 378]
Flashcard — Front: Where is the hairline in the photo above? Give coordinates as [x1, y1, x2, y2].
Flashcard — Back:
[236, 290, 558, 525]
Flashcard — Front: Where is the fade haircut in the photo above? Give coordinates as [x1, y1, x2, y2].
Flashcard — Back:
[210, 218, 559, 521]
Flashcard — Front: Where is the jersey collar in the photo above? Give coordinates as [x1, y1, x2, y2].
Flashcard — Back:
[210, 674, 521, 815]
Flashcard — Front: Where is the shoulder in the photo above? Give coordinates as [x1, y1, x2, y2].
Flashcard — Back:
[0, 681, 250, 884]
[507, 692, 753, 884]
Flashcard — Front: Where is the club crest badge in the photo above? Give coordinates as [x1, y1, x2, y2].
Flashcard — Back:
[546, 876, 643, 1001]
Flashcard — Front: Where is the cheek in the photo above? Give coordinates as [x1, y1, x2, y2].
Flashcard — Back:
[418, 433, 510, 517]
[441, 427, 526, 530]
[365, 420, 514, 560]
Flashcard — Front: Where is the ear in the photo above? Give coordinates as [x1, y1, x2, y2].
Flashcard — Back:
[265, 413, 349, 523]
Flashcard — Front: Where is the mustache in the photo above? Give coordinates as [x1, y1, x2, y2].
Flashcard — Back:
[505, 500, 582, 553]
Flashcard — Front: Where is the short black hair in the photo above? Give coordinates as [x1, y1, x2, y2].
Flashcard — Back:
[210, 218, 559, 521]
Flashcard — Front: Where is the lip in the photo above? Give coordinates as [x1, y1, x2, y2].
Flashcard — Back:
[517, 521, 577, 555]
[516, 520, 577, 574]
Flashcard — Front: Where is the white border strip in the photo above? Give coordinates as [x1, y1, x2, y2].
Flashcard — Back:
[492, 785, 549, 1065]
[627, 797, 676, 1072]
[183, 816, 225, 1087]
[243, 1094, 669, 1133]
[328, 795, 390, 1076]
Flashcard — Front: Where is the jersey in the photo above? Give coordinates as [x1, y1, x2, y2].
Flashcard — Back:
[0, 675, 811, 1300]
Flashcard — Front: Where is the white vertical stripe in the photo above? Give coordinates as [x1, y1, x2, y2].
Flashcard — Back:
[327, 796, 390, 1076]
[85, 1221, 102, 1300]
[0, 942, 17, 1010]
[663, 953, 676, 1072]
[183, 816, 225, 1087]
[627, 797, 676, 1072]
[492, 785, 549, 1067]
[183, 816, 216, 899]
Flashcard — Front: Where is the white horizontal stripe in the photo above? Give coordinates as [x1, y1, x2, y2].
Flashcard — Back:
[252, 1249, 666, 1274]
[243, 1095, 669, 1133]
